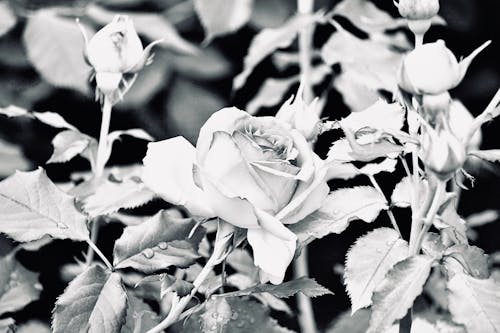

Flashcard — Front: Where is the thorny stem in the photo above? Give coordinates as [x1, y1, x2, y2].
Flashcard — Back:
[85, 238, 112, 270]
[295, 1, 317, 333]
[368, 174, 402, 238]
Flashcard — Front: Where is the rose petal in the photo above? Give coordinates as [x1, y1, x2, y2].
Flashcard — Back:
[277, 156, 329, 224]
[203, 131, 277, 212]
[289, 129, 314, 181]
[196, 107, 250, 164]
[247, 218, 297, 285]
[201, 177, 260, 229]
[142, 137, 214, 217]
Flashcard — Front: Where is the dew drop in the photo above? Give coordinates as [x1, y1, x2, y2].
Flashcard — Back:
[376, 248, 382, 253]
[10, 272, 17, 280]
[158, 242, 168, 250]
[249, 317, 255, 324]
[333, 210, 340, 215]
[231, 311, 239, 320]
[386, 240, 393, 246]
[34, 283, 43, 290]
[142, 248, 154, 259]
[57, 223, 68, 229]
[236, 321, 245, 328]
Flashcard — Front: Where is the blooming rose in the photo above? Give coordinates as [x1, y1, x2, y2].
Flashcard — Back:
[142, 108, 329, 284]
[398, 40, 490, 96]
[81, 15, 161, 102]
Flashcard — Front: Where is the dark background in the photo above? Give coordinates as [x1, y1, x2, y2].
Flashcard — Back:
[0, 0, 499, 331]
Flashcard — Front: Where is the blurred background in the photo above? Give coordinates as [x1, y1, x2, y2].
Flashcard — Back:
[0, 0, 499, 331]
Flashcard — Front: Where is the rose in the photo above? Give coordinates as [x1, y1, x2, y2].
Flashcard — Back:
[398, 40, 490, 96]
[80, 15, 161, 102]
[396, 0, 440, 21]
[142, 108, 329, 284]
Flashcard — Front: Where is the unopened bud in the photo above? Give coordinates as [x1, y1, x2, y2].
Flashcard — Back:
[397, 0, 440, 21]
[421, 126, 466, 180]
[421, 92, 451, 122]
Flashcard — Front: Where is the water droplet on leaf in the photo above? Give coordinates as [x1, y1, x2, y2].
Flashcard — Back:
[158, 242, 168, 250]
[142, 248, 154, 259]
[231, 311, 239, 320]
[57, 223, 68, 229]
[236, 321, 245, 328]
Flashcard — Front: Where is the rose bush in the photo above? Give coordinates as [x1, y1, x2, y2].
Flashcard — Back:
[142, 107, 329, 284]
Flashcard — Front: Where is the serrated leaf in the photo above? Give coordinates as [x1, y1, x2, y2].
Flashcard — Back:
[0, 254, 42, 315]
[290, 186, 387, 243]
[86, 4, 197, 55]
[0, 2, 16, 37]
[160, 274, 194, 298]
[47, 130, 96, 164]
[340, 100, 405, 133]
[447, 273, 500, 333]
[23, 10, 93, 93]
[120, 294, 158, 333]
[184, 296, 295, 333]
[52, 265, 127, 333]
[194, 0, 253, 42]
[234, 12, 320, 91]
[219, 277, 332, 298]
[368, 255, 434, 333]
[344, 228, 408, 314]
[83, 179, 155, 217]
[0, 168, 89, 242]
[113, 210, 205, 273]
[0, 105, 78, 131]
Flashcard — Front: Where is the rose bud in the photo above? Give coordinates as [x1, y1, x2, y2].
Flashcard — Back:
[397, 0, 440, 20]
[79, 15, 162, 104]
[421, 91, 451, 123]
[398, 40, 491, 96]
[421, 125, 466, 181]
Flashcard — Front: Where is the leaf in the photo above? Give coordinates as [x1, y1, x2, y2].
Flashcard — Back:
[368, 255, 434, 333]
[344, 228, 409, 314]
[0, 254, 42, 315]
[469, 149, 500, 163]
[105, 129, 154, 163]
[332, 0, 406, 33]
[290, 186, 387, 243]
[234, 12, 321, 91]
[120, 294, 158, 333]
[52, 265, 127, 333]
[16, 320, 51, 333]
[327, 309, 371, 333]
[171, 46, 232, 80]
[160, 274, 194, 298]
[194, 0, 253, 42]
[47, 130, 97, 164]
[328, 137, 401, 163]
[184, 296, 295, 333]
[250, 0, 294, 29]
[23, 10, 93, 93]
[219, 277, 332, 298]
[113, 210, 205, 273]
[0, 2, 16, 37]
[444, 245, 489, 279]
[0, 105, 78, 131]
[0, 139, 30, 177]
[340, 100, 405, 133]
[447, 273, 500, 333]
[0, 168, 89, 242]
[86, 4, 197, 55]
[391, 176, 429, 208]
[247, 76, 298, 115]
[83, 179, 155, 217]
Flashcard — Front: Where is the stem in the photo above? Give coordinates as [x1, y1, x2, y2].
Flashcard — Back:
[85, 239, 112, 270]
[415, 33, 423, 47]
[294, 247, 317, 333]
[95, 97, 113, 178]
[368, 174, 402, 238]
[85, 218, 100, 267]
[412, 180, 446, 254]
[295, 1, 317, 332]
[298, 0, 314, 104]
[408, 152, 421, 248]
